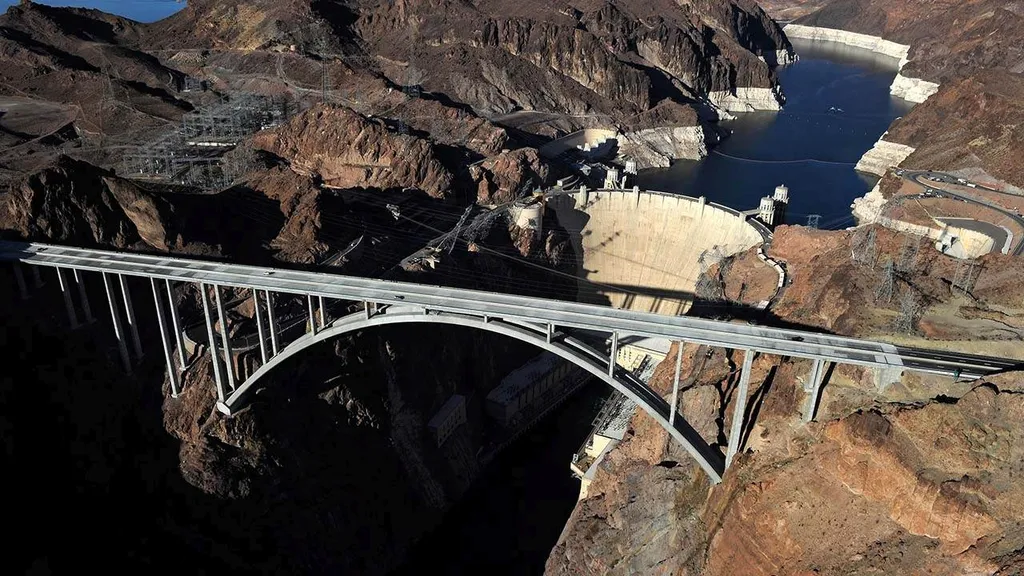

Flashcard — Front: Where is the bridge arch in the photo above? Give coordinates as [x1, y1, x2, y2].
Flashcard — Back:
[217, 305, 725, 483]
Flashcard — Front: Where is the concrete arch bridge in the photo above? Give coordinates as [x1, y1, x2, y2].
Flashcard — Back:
[2, 241, 1019, 484]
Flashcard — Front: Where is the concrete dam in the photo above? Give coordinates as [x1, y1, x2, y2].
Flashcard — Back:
[542, 188, 767, 315]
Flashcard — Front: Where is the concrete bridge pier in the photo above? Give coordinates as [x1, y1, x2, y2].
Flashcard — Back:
[101, 272, 132, 374]
[72, 269, 94, 324]
[200, 283, 227, 402]
[802, 358, 828, 422]
[725, 350, 755, 469]
[669, 342, 684, 426]
[212, 285, 236, 390]
[318, 295, 327, 329]
[117, 274, 143, 360]
[252, 289, 268, 364]
[307, 295, 318, 335]
[608, 331, 619, 376]
[165, 280, 186, 370]
[30, 265, 43, 288]
[875, 366, 903, 393]
[55, 267, 79, 328]
[150, 278, 181, 397]
[12, 263, 28, 299]
[264, 290, 279, 355]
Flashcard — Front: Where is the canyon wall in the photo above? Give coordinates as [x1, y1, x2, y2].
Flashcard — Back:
[617, 125, 719, 169]
[708, 86, 784, 112]
[547, 223, 1024, 575]
[854, 138, 916, 177]
[784, 24, 939, 104]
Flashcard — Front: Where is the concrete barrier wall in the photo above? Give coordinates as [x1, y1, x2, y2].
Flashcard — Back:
[547, 189, 764, 315]
[876, 216, 941, 240]
[538, 128, 619, 159]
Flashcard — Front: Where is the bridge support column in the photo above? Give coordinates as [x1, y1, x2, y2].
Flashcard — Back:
[318, 295, 326, 329]
[31, 265, 43, 288]
[265, 290, 278, 355]
[307, 295, 318, 335]
[13, 263, 28, 300]
[213, 285, 235, 390]
[151, 278, 181, 397]
[165, 280, 186, 369]
[874, 366, 903, 394]
[56, 267, 79, 328]
[102, 273, 131, 373]
[725, 349, 755, 469]
[608, 331, 618, 376]
[802, 359, 827, 423]
[546, 323, 554, 344]
[200, 283, 226, 403]
[669, 342, 684, 426]
[118, 274, 142, 359]
[253, 289, 268, 364]
[73, 269, 93, 323]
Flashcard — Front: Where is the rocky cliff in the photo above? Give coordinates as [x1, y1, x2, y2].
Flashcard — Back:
[353, 0, 793, 121]
[548, 224, 1024, 574]
[252, 105, 456, 198]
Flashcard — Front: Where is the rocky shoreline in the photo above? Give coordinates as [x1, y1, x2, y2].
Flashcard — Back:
[784, 24, 940, 104]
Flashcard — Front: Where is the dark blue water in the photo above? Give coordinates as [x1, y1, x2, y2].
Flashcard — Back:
[639, 38, 915, 229]
[0, 0, 183, 22]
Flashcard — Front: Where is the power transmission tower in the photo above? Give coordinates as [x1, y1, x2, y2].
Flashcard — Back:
[951, 259, 981, 297]
[314, 37, 331, 104]
[893, 291, 922, 334]
[404, 15, 423, 99]
[437, 206, 473, 254]
[851, 227, 878, 267]
[806, 214, 821, 229]
[896, 234, 920, 274]
[874, 258, 897, 303]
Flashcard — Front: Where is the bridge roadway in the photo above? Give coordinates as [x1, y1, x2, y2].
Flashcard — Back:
[2, 241, 1017, 377]
[3, 240, 1022, 483]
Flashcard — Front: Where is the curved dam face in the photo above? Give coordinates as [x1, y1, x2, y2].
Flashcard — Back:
[546, 189, 765, 315]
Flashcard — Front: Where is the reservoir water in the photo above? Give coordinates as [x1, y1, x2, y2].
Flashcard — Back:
[393, 38, 916, 575]
[640, 37, 915, 229]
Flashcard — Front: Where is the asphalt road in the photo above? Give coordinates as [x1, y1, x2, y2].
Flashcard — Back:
[900, 170, 1024, 255]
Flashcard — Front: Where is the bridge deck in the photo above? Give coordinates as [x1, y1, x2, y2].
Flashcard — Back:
[0, 241, 1018, 379]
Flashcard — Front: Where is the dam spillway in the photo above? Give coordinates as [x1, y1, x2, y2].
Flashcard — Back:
[545, 188, 767, 315]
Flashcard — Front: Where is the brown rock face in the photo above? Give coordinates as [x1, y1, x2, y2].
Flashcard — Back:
[760, 225, 1024, 342]
[1, 156, 167, 249]
[0, 2, 190, 153]
[549, 345, 1024, 575]
[355, 0, 790, 118]
[886, 72, 1024, 188]
[252, 105, 455, 198]
[797, 0, 1024, 85]
[472, 148, 551, 205]
[241, 167, 328, 263]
